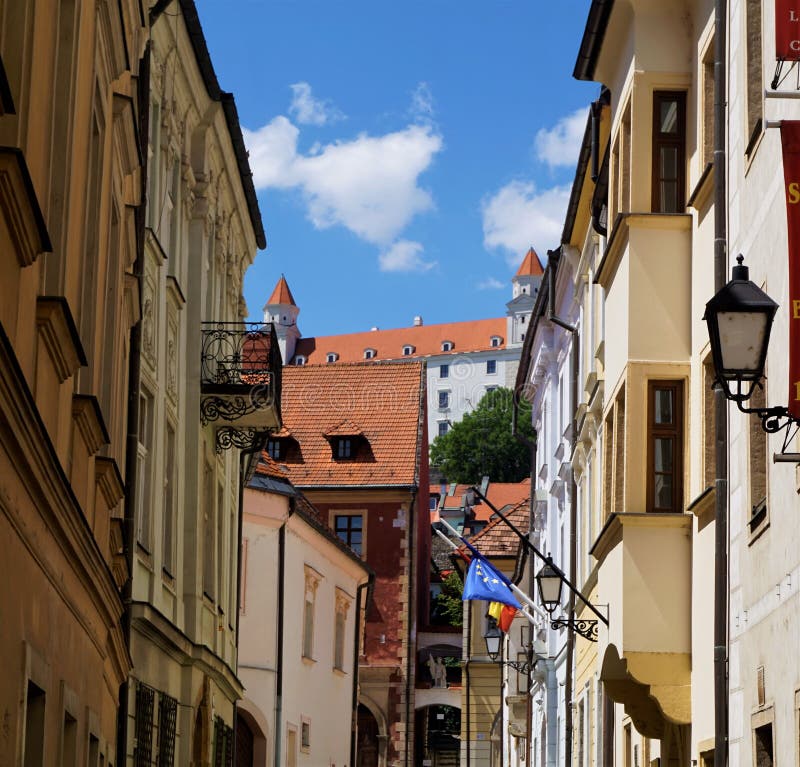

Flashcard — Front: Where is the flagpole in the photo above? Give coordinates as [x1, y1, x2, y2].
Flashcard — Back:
[433, 520, 549, 623]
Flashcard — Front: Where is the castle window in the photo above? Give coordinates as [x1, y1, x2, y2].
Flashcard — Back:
[326, 352, 339, 364]
[364, 348, 376, 360]
[295, 356, 306, 366]
[487, 360, 497, 375]
[402, 345, 415, 356]
[267, 439, 282, 460]
[441, 341, 454, 352]
[490, 336, 502, 347]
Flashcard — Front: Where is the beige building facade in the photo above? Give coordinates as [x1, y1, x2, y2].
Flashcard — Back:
[119, 1, 270, 765]
[0, 0, 145, 763]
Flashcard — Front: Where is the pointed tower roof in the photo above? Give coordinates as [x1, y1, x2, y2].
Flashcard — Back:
[266, 275, 297, 306]
[515, 248, 544, 277]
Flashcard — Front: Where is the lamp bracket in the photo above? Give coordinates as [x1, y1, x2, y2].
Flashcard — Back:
[498, 658, 537, 675]
[549, 618, 599, 642]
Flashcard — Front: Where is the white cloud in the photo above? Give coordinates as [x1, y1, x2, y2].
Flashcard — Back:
[481, 180, 570, 265]
[477, 277, 505, 291]
[288, 82, 344, 126]
[410, 82, 435, 122]
[378, 240, 436, 273]
[243, 118, 443, 246]
[534, 107, 587, 168]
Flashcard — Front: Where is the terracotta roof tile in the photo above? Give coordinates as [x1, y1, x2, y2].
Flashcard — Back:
[515, 247, 544, 277]
[458, 496, 531, 558]
[254, 453, 291, 480]
[429, 481, 530, 519]
[266, 275, 297, 306]
[324, 420, 364, 437]
[292, 317, 507, 364]
[269, 361, 425, 488]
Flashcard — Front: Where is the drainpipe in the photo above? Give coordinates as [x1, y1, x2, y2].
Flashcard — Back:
[713, 0, 729, 764]
[116, 38, 149, 767]
[465, 598, 472, 767]
[274, 498, 295, 767]
[404, 488, 418, 767]
[350, 575, 375, 767]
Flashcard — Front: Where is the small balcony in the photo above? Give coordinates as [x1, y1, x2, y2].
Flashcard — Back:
[200, 323, 282, 434]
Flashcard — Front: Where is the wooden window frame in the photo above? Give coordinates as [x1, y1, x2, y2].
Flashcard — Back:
[646, 380, 684, 513]
[332, 512, 365, 556]
[651, 91, 687, 213]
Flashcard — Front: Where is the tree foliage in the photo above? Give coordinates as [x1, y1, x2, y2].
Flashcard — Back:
[430, 387, 534, 484]
[433, 571, 464, 628]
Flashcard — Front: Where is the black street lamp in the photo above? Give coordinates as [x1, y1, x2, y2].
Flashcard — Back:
[705, 255, 800, 439]
[535, 557, 563, 614]
[483, 622, 535, 674]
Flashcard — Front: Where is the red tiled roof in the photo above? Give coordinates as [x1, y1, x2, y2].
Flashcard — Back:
[267, 275, 297, 306]
[254, 453, 291, 479]
[269, 362, 425, 488]
[515, 248, 544, 277]
[292, 317, 507, 364]
[324, 420, 364, 437]
[458, 497, 531, 558]
[429, 480, 530, 519]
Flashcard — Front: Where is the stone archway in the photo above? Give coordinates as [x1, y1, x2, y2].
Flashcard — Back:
[414, 704, 461, 767]
[357, 703, 382, 767]
[236, 699, 269, 767]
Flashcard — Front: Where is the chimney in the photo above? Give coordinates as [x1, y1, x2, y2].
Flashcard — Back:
[413, 315, 423, 326]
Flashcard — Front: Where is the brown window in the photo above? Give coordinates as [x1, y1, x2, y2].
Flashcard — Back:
[334, 514, 363, 556]
[647, 381, 684, 513]
[652, 91, 686, 213]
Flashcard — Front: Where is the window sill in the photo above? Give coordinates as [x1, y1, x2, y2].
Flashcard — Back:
[748, 502, 769, 545]
[301, 655, 317, 666]
[332, 667, 347, 677]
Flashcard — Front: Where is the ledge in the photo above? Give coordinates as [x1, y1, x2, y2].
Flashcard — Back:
[36, 297, 86, 382]
[0, 147, 51, 264]
[590, 512, 693, 564]
[73, 395, 110, 456]
[96, 456, 125, 510]
[687, 162, 714, 209]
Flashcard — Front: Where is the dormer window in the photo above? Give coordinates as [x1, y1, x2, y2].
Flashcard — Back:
[326, 352, 339, 364]
[325, 420, 368, 462]
[295, 356, 306, 366]
[402, 345, 415, 356]
[441, 341, 454, 352]
[364, 348, 377, 360]
[336, 438, 353, 459]
[490, 336, 502, 347]
[267, 439, 283, 460]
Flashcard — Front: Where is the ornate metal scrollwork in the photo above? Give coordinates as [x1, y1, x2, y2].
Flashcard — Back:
[550, 618, 599, 642]
[200, 386, 275, 426]
[214, 427, 269, 454]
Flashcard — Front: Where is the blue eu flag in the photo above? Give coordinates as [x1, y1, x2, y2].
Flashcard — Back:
[462, 555, 521, 609]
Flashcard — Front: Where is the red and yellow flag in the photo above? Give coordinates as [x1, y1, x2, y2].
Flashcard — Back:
[487, 601, 517, 632]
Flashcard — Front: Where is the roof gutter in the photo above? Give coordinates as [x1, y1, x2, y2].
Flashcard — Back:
[573, 0, 615, 81]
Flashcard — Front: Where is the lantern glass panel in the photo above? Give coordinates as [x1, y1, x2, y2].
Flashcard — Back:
[717, 311, 769, 374]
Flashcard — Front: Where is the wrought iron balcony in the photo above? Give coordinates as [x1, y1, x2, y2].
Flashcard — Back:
[200, 323, 282, 444]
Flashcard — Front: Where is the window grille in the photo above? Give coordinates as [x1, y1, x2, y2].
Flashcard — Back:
[134, 683, 155, 767]
[213, 717, 234, 767]
[157, 693, 178, 767]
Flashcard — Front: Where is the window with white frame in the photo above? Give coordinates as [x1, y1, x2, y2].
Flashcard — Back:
[440, 363, 449, 378]
[438, 422, 449, 437]
[334, 590, 351, 671]
[364, 348, 376, 359]
[295, 356, 306, 366]
[326, 352, 339, 363]
[136, 388, 154, 550]
[438, 391, 449, 409]
[441, 341, 453, 352]
[302, 566, 322, 660]
[402, 345, 415, 356]
[490, 336, 502, 347]
[486, 360, 497, 375]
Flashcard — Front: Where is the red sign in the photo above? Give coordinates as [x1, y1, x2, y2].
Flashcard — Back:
[777, 0, 800, 59]
[780, 122, 800, 418]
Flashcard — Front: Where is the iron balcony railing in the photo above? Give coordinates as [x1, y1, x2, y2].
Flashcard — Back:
[200, 322, 282, 427]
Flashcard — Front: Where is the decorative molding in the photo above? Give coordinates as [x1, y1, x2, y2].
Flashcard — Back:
[0, 147, 51, 264]
[335, 588, 352, 615]
[72, 395, 110, 455]
[36, 297, 87, 382]
[304, 564, 323, 596]
[95, 456, 124, 510]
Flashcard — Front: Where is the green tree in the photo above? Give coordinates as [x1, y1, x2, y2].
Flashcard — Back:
[430, 387, 534, 483]
[434, 571, 464, 628]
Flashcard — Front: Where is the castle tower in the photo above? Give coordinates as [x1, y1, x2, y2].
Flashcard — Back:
[507, 247, 544, 347]
[263, 275, 301, 363]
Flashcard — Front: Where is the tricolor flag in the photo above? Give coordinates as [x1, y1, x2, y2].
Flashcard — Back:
[487, 601, 518, 632]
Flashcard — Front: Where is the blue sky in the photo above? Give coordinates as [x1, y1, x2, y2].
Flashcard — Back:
[195, 0, 598, 335]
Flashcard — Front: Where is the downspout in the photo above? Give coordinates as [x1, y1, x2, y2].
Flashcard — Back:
[713, 0, 729, 764]
[275, 498, 295, 767]
[350, 575, 375, 767]
[465, 597, 472, 767]
[117, 38, 149, 767]
[564, 333, 580, 767]
[404, 488, 418, 767]
[526, 429, 538, 764]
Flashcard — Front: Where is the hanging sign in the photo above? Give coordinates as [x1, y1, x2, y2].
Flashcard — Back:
[777, 0, 800, 59]
[780, 122, 800, 418]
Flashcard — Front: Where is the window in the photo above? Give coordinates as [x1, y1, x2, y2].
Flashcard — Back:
[702, 357, 716, 490]
[602, 389, 626, 520]
[652, 91, 686, 213]
[364, 348, 376, 360]
[157, 695, 178, 767]
[486, 360, 497, 375]
[402, 345, 415, 356]
[438, 391, 449, 409]
[202, 462, 215, 600]
[486, 386, 497, 395]
[753, 721, 774, 767]
[336, 438, 352, 459]
[521, 315, 526, 324]
[438, 422, 449, 437]
[440, 364, 449, 378]
[701, 37, 715, 167]
[334, 514, 363, 555]
[295, 356, 306, 366]
[62, 709, 77, 767]
[441, 341, 453, 352]
[212, 716, 233, 767]
[334, 590, 351, 671]
[326, 352, 338, 363]
[745, 0, 763, 155]
[303, 566, 321, 659]
[136, 389, 154, 550]
[287, 728, 298, 767]
[24, 682, 45, 767]
[267, 439, 282, 460]
[163, 423, 176, 577]
[134, 683, 154, 767]
[647, 381, 684, 513]
[490, 336, 501, 347]
[301, 721, 311, 752]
